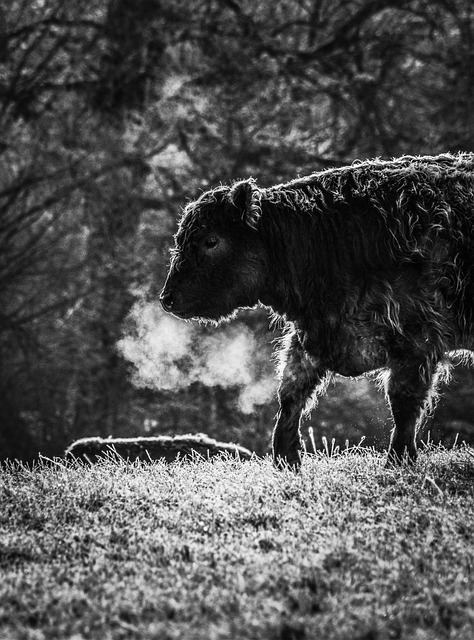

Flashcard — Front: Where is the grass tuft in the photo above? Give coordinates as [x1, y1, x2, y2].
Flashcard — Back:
[0, 446, 473, 639]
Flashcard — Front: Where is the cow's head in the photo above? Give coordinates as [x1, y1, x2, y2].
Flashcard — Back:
[160, 179, 267, 322]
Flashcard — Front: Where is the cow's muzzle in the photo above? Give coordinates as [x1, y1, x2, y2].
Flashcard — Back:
[159, 289, 174, 312]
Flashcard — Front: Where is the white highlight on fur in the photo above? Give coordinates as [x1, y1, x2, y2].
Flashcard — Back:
[118, 301, 277, 413]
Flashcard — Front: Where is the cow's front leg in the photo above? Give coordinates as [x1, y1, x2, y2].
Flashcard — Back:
[273, 333, 329, 470]
[385, 360, 439, 465]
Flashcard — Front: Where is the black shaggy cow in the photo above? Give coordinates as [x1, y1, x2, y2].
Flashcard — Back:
[160, 153, 474, 469]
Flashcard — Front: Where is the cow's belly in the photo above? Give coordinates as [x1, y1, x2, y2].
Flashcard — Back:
[329, 332, 389, 377]
[319, 325, 474, 377]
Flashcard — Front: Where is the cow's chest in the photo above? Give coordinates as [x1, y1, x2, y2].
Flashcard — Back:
[299, 319, 390, 377]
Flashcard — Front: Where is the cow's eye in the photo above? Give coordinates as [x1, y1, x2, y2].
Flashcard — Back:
[204, 236, 219, 250]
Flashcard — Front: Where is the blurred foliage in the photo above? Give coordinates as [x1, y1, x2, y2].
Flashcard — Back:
[0, 0, 473, 460]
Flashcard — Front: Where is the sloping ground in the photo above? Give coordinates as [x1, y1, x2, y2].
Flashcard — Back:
[0, 446, 473, 639]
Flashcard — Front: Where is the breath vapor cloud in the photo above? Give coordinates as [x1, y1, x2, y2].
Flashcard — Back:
[118, 301, 277, 413]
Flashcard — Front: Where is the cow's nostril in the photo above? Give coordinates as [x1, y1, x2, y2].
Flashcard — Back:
[160, 291, 174, 312]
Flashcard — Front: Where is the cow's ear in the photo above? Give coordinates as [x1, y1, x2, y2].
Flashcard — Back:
[228, 178, 261, 230]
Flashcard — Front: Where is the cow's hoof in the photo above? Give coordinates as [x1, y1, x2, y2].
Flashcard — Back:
[386, 447, 417, 467]
[273, 454, 301, 472]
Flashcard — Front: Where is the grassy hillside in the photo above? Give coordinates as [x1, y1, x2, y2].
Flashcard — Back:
[1, 446, 473, 640]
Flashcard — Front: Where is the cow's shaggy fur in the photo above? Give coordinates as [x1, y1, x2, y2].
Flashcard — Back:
[160, 153, 474, 469]
[65, 434, 252, 463]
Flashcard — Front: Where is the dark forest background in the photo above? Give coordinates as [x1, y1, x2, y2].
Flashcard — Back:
[1, 0, 474, 461]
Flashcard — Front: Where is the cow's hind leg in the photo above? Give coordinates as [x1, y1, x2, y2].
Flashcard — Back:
[273, 333, 329, 470]
[385, 360, 440, 465]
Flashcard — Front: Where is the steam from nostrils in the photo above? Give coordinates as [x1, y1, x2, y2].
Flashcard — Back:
[118, 301, 277, 413]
